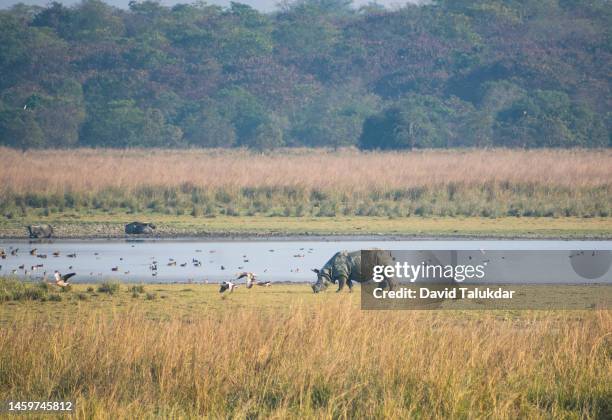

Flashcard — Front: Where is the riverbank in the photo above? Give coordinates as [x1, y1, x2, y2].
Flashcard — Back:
[1, 214, 611, 239]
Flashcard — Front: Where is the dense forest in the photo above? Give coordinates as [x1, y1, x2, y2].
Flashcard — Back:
[0, 0, 610, 149]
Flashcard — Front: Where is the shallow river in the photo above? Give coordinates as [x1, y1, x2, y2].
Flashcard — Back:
[1, 238, 611, 283]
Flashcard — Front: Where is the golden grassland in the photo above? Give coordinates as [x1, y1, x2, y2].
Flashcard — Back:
[0, 147, 610, 223]
[1, 214, 611, 238]
[0, 281, 610, 418]
[1, 147, 611, 193]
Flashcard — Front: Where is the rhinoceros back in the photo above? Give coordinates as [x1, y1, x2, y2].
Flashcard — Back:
[323, 250, 362, 281]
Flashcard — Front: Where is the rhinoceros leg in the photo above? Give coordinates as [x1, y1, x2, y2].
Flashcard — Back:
[336, 276, 346, 292]
[346, 278, 353, 293]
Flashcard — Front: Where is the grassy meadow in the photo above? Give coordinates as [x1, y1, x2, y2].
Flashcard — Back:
[1, 214, 611, 239]
[0, 279, 610, 418]
[0, 148, 611, 237]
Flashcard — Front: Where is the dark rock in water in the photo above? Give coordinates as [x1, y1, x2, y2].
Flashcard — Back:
[125, 222, 156, 235]
[27, 224, 54, 239]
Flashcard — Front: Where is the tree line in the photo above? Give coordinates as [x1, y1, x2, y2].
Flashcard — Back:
[0, 0, 609, 149]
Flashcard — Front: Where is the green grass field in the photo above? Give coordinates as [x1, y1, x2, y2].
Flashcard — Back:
[1, 213, 611, 238]
[0, 280, 610, 418]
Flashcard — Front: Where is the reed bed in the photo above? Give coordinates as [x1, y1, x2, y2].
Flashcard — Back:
[1, 148, 610, 193]
[0, 299, 609, 418]
[1, 148, 610, 218]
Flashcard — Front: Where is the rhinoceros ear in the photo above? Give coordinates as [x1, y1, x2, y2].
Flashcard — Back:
[312, 269, 319, 274]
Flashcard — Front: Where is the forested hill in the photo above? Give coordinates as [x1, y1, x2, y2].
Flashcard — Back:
[0, 0, 610, 149]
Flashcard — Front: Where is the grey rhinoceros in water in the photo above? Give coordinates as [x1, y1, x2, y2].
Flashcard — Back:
[312, 250, 396, 293]
[125, 222, 156, 235]
[27, 224, 54, 239]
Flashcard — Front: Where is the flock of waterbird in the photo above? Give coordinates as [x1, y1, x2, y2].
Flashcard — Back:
[1, 245, 315, 294]
[1, 247, 77, 287]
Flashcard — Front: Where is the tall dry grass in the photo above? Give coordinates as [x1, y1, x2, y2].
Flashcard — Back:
[0, 302, 609, 418]
[1, 148, 610, 218]
[1, 148, 610, 194]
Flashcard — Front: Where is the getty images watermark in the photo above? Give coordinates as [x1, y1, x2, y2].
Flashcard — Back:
[360, 250, 612, 310]
[370, 261, 516, 300]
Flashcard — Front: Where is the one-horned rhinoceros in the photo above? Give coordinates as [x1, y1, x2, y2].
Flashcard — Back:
[27, 224, 54, 239]
[312, 250, 397, 293]
[125, 222, 156, 235]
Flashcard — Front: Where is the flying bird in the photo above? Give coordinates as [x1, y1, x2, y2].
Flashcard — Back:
[237, 272, 271, 288]
[219, 281, 238, 293]
[53, 271, 75, 287]
[237, 271, 257, 288]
